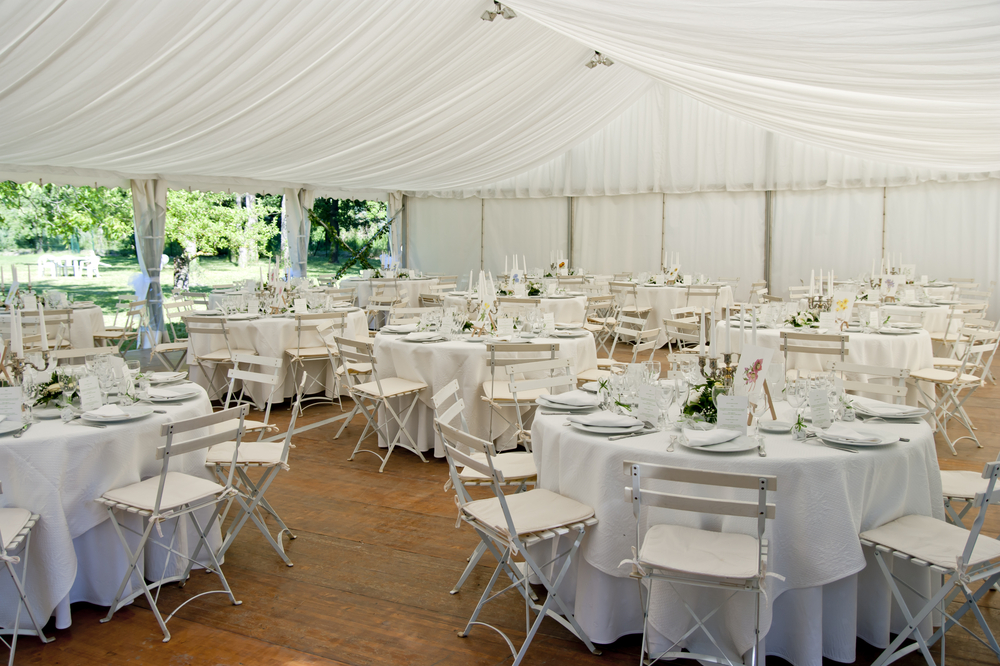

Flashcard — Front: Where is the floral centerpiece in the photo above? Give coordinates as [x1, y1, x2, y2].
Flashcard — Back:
[526, 281, 542, 297]
[31, 370, 77, 407]
[681, 376, 724, 424]
[784, 310, 820, 328]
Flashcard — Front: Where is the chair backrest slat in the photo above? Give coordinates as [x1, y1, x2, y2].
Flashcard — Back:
[623, 487, 776, 519]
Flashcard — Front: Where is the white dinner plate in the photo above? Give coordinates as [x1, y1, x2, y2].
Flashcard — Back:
[878, 328, 918, 335]
[33, 407, 64, 420]
[758, 420, 792, 434]
[544, 295, 575, 300]
[854, 405, 928, 420]
[81, 405, 155, 423]
[580, 381, 600, 393]
[891, 322, 924, 329]
[146, 387, 202, 403]
[0, 421, 25, 435]
[681, 435, 758, 453]
[149, 371, 188, 384]
[199, 309, 224, 316]
[535, 396, 600, 411]
[555, 323, 583, 329]
[569, 422, 645, 435]
[225, 313, 258, 321]
[902, 302, 939, 308]
[818, 429, 899, 447]
[551, 330, 589, 338]
[934, 300, 961, 305]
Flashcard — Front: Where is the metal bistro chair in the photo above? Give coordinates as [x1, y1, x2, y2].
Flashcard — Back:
[0, 484, 53, 665]
[435, 421, 599, 666]
[624, 461, 777, 666]
[779, 330, 849, 380]
[95, 405, 250, 641]
[481, 342, 559, 450]
[285, 311, 348, 415]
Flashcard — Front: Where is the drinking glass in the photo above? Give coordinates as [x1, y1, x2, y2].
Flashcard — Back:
[786, 380, 805, 419]
[749, 387, 770, 446]
[21, 370, 37, 423]
[642, 361, 661, 384]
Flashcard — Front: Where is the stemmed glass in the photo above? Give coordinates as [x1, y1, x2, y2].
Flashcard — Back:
[748, 387, 770, 452]
[642, 361, 661, 385]
[21, 370, 38, 424]
[786, 379, 805, 422]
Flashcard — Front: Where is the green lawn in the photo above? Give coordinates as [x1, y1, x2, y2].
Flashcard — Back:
[0, 252, 352, 324]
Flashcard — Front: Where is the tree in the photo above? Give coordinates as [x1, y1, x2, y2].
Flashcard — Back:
[309, 198, 387, 263]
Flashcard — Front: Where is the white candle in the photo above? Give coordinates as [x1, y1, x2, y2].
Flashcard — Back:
[12, 310, 22, 358]
[37, 303, 48, 351]
[752, 309, 758, 346]
[523, 255, 527, 274]
[12, 265, 17, 284]
[27, 265, 30, 287]
[739, 308, 745, 353]
[699, 311, 706, 354]
[810, 270, 815, 297]
[819, 268, 824, 296]
[710, 309, 716, 358]
[505, 256, 508, 275]
[829, 270, 833, 295]
[724, 307, 731, 354]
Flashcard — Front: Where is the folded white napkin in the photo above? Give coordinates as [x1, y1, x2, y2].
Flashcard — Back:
[822, 423, 881, 443]
[404, 331, 443, 341]
[383, 324, 417, 333]
[541, 390, 601, 407]
[147, 387, 181, 399]
[86, 404, 126, 418]
[150, 372, 184, 381]
[851, 396, 921, 416]
[567, 412, 642, 428]
[681, 428, 740, 447]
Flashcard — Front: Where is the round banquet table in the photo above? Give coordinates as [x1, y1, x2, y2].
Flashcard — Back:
[339, 276, 439, 308]
[637, 284, 734, 347]
[372, 331, 598, 456]
[529, 402, 943, 666]
[443, 293, 589, 326]
[67, 304, 107, 348]
[187, 309, 369, 405]
[0, 385, 220, 632]
[718, 325, 933, 405]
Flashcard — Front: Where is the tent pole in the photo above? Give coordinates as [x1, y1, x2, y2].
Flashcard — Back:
[661, 193, 666, 270]
[401, 194, 408, 268]
[764, 190, 774, 288]
[881, 186, 887, 261]
[567, 196, 574, 269]
[480, 197, 485, 270]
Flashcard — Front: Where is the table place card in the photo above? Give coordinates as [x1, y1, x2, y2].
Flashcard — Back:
[4, 281, 18, 306]
[683, 275, 692, 286]
[246, 297, 260, 314]
[496, 318, 515, 337]
[78, 375, 102, 411]
[293, 298, 307, 313]
[818, 312, 836, 330]
[716, 395, 748, 434]
[543, 313, 555, 335]
[0, 386, 21, 418]
[809, 388, 833, 429]
[831, 289, 856, 326]
[636, 385, 660, 424]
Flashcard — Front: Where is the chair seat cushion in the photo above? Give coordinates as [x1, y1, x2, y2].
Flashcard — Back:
[0, 507, 32, 550]
[353, 376, 427, 398]
[909, 368, 980, 384]
[481, 382, 548, 402]
[459, 451, 537, 482]
[219, 418, 274, 432]
[463, 488, 593, 537]
[638, 524, 761, 580]
[154, 342, 189, 353]
[861, 514, 1000, 569]
[286, 346, 337, 359]
[932, 357, 963, 368]
[196, 348, 256, 362]
[337, 362, 373, 375]
[101, 472, 225, 512]
[940, 470, 990, 500]
[206, 440, 284, 465]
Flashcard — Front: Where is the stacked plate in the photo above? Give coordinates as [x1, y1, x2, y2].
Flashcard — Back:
[680, 428, 757, 453]
[552, 329, 588, 338]
[402, 332, 446, 343]
[146, 386, 202, 402]
[148, 371, 188, 385]
[81, 404, 154, 424]
[853, 398, 927, 421]
[535, 390, 601, 412]
[891, 322, 924, 330]
[555, 323, 582, 330]
[382, 324, 417, 334]
[566, 411, 644, 435]
[816, 423, 898, 447]
[878, 327, 918, 335]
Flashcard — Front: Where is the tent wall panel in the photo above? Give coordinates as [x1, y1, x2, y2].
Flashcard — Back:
[407, 196, 482, 288]
[885, 179, 1000, 317]
[770, 188, 884, 302]
[573, 193, 663, 274]
[662, 190, 765, 302]
[483, 198, 568, 276]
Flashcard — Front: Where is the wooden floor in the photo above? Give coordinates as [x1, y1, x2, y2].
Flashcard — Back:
[11, 348, 1000, 666]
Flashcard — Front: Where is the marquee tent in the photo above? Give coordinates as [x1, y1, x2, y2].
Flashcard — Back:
[1, 0, 998, 312]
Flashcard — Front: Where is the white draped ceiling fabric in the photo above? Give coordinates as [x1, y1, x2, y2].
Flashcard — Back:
[0, 0, 998, 301]
[130, 179, 167, 339]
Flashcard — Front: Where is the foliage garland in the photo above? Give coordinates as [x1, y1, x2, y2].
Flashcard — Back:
[333, 215, 395, 281]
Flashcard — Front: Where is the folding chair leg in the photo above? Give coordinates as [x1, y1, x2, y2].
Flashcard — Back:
[102, 510, 172, 641]
[3, 532, 52, 659]
[451, 542, 488, 594]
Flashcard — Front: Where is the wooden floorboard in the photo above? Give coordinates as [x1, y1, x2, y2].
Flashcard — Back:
[9, 348, 1000, 665]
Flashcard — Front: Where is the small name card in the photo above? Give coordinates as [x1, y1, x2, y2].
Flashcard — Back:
[808, 388, 832, 429]
[716, 395, 749, 434]
[496, 318, 515, 337]
[247, 297, 260, 314]
[0, 387, 21, 418]
[543, 313, 555, 335]
[636, 385, 660, 424]
[78, 375, 102, 411]
[293, 298, 307, 313]
[818, 312, 836, 330]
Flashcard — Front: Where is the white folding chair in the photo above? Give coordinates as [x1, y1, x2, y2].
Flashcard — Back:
[583, 294, 617, 356]
[747, 281, 768, 304]
[325, 286, 357, 307]
[204, 376, 307, 567]
[610, 281, 651, 319]
[333, 335, 428, 472]
[830, 361, 909, 405]
[686, 284, 722, 308]
[624, 461, 777, 666]
[431, 380, 536, 595]
[154, 300, 196, 372]
[93, 301, 147, 351]
[95, 405, 249, 641]
[389, 306, 441, 325]
[184, 315, 256, 401]
[0, 484, 53, 665]
[910, 328, 999, 455]
[435, 421, 599, 666]
[507, 356, 576, 450]
[285, 311, 347, 414]
[609, 313, 660, 364]
[780, 331, 849, 379]
[787, 285, 811, 301]
[221, 354, 282, 437]
[481, 342, 559, 450]
[860, 460, 1000, 666]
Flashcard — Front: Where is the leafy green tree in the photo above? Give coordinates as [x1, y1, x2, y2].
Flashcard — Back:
[309, 198, 387, 263]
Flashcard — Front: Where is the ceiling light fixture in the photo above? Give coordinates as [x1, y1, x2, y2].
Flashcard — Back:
[481, 1, 517, 21]
[585, 51, 614, 68]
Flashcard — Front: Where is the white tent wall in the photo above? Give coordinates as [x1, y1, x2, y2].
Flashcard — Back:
[885, 179, 1000, 318]
[662, 191, 765, 302]
[770, 188, 884, 302]
[483, 198, 569, 276]
[573, 193, 663, 274]
[406, 196, 483, 289]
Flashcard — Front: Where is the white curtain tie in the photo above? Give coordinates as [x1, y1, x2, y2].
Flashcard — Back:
[0, 552, 20, 564]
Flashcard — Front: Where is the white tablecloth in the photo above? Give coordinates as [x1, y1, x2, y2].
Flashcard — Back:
[67, 304, 107, 348]
[443, 293, 589, 326]
[187, 309, 369, 405]
[880, 304, 951, 335]
[638, 284, 734, 347]
[0, 386, 217, 631]
[340, 277, 439, 308]
[372, 332, 598, 456]
[530, 403, 943, 666]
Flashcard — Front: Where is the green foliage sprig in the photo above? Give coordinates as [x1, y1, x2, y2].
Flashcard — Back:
[333, 216, 394, 281]
[681, 376, 723, 424]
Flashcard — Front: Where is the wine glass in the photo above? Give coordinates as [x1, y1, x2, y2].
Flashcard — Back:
[643, 361, 661, 385]
[21, 370, 38, 423]
[749, 387, 770, 448]
[658, 380, 676, 430]
[673, 375, 690, 426]
[786, 379, 805, 420]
